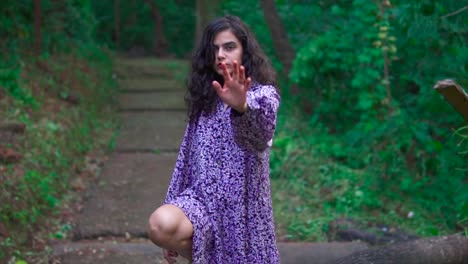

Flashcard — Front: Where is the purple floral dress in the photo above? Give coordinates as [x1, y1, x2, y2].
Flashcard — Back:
[164, 82, 280, 264]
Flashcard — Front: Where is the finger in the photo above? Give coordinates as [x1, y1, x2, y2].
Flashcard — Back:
[245, 77, 252, 90]
[164, 254, 172, 264]
[239, 65, 245, 83]
[164, 254, 175, 264]
[212, 81, 224, 94]
[221, 63, 231, 81]
[233, 60, 239, 80]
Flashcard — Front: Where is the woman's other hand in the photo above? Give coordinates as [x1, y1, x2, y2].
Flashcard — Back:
[163, 249, 178, 264]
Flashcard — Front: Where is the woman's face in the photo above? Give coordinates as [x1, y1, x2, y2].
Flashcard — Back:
[213, 29, 243, 77]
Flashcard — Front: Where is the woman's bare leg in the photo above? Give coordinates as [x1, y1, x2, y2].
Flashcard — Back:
[148, 204, 193, 261]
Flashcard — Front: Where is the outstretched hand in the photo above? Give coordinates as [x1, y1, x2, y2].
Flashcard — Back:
[212, 60, 251, 113]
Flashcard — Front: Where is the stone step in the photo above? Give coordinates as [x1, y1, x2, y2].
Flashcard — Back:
[115, 58, 188, 69]
[115, 112, 186, 152]
[52, 241, 165, 264]
[119, 91, 186, 111]
[74, 153, 177, 240]
[277, 242, 368, 264]
[52, 241, 368, 264]
[119, 78, 185, 92]
[114, 58, 189, 80]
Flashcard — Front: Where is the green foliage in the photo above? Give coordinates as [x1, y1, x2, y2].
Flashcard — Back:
[92, 0, 195, 57]
[41, 0, 98, 53]
[0, 0, 104, 106]
[0, 0, 30, 54]
[280, 0, 467, 239]
[0, 0, 99, 55]
[455, 125, 468, 156]
[290, 0, 396, 125]
[454, 125, 468, 233]
[0, 61, 37, 106]
[0, 1, 33, 105]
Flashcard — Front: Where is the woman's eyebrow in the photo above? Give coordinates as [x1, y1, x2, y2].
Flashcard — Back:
[213, 41, 237, 48]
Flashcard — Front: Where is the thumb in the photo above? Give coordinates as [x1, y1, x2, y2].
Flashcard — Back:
[212, 81, 223, 94]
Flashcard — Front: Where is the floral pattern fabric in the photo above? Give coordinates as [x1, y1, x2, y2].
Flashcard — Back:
[165, 83, 280, 264]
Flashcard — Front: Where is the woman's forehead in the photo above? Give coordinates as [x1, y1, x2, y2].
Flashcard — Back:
[213, 30, 240, 45]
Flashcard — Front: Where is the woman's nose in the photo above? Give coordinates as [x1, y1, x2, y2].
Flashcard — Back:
[216, 48, 225, 60]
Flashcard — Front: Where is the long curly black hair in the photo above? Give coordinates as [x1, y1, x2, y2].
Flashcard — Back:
[186, 15, 277, 118]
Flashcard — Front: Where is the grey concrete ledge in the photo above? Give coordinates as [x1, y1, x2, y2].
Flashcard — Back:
[52, 241, 368, 264]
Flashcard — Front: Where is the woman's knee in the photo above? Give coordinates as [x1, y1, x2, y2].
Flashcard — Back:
[148, 205, 176, 243]
[147, 204, 191, 246]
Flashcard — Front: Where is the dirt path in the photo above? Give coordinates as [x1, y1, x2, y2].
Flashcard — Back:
[50, 58, 367, 264]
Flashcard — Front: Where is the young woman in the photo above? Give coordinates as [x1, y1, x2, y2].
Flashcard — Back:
[148, 15, 280, 264]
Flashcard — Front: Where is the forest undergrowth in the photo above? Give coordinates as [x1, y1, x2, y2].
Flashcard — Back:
[0, 48, 118, 262]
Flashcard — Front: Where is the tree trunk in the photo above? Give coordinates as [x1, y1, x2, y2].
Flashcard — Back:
[144, 0, 168, 57]
[114, 0, 120, 49]
[34, 0, 42, 55]
[334, 234, 468, 264]
[195, 0, 219, 45]
[259, 0, 295, 75]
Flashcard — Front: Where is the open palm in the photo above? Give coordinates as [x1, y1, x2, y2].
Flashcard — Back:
[212, 60, 251, 113]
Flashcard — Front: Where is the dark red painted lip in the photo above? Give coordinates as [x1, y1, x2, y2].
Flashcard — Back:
[217, 63, 228, 69]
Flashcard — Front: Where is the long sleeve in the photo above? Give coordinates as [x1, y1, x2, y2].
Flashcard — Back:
[230, 84, 280, 152]
[164, 120, 194, 203]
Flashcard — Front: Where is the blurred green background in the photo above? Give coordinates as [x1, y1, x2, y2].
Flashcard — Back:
[1, 0, 467, 261]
